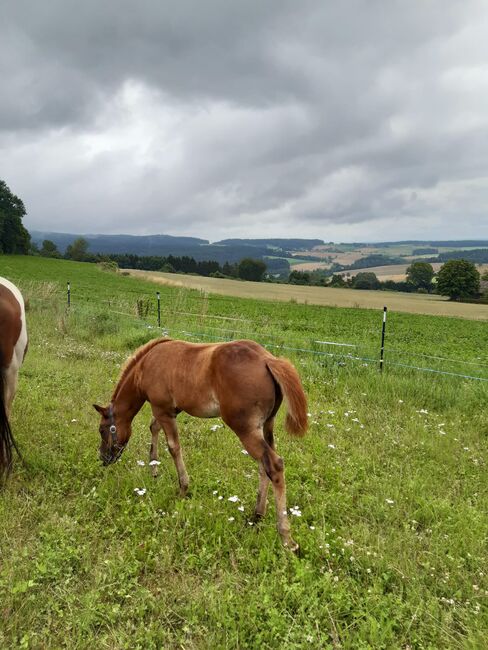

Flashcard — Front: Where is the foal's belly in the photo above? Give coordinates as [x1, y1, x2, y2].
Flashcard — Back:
[184, 397, 221, 419]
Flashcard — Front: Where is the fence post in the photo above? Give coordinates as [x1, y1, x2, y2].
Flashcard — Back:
[157, 291, 161, 327]
[379, 306, 387, 372]
[67, 281, 71, 307]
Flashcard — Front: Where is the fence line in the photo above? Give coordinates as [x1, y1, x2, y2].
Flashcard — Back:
[65, 282, 488, 384]
[315, 340, 358, 348]
[154, 323, 488, 381]
[385, 360, 488, 382]
[385, 348, 488, 368]
[72, 290, 486, 368]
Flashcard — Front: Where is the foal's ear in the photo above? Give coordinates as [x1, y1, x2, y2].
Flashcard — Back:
[93, 404, 107, 416]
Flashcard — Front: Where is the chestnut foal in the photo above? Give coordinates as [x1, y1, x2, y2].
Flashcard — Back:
[94, 338, 308, 550]
[0, 277, 28, 477]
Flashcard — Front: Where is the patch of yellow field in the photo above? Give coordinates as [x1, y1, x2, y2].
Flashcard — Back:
[128, 270, 488, 321]
[342, 263, 443, 280]
[293, 249, 371, 267]
[293, 261, 488, 280]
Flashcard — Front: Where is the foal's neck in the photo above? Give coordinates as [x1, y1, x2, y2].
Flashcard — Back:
[112, 366, 145, 424]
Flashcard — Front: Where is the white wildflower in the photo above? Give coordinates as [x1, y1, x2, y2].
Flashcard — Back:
[137, 460, 145, 466]
[228, 495, 239, 503]
[134, 488, 146, 496]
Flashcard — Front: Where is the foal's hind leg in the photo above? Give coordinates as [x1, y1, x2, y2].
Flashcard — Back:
[149, 417, 161, 478]
[238, 427, 297, 552]
[155, 414, 189, 497]
[254, 417, 274, 519]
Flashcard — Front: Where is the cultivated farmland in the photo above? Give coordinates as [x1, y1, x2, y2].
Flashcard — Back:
[129, 269, 488, 320]
[1, 255, 487, 648]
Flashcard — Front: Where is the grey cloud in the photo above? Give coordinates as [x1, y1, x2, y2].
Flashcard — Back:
[1, 0, 488, 240]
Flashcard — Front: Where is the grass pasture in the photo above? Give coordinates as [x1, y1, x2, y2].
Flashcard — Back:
[1, 255, 488, 649]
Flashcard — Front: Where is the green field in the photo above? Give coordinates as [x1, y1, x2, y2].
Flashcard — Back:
[1, 256, 487, 649]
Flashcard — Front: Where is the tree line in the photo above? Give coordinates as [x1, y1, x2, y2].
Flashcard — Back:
[36, 236, 268, 282]
[289, 260, 485, 301]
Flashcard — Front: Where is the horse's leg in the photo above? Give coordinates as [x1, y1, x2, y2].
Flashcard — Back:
[158, 416, 189, 497]
[237, 427, 297, 552]
[3, 365, 19, 418]
[149, 417, 161, 478]
[254, 417, 274, 519]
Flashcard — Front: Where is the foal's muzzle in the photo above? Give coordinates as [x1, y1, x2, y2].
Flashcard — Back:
[100, 443, 126, 466]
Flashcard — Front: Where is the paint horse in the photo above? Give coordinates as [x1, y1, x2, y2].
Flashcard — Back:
[0, 277, 28, 477]
[94, 338, 308, 550]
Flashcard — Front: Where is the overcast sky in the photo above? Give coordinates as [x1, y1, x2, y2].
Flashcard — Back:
[1, 1, 488, 242]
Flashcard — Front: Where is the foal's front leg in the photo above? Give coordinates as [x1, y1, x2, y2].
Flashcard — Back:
[149, 417, 160, 478]
[152, 410, 189, 497]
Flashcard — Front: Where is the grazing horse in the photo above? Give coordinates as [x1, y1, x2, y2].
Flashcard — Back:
[94, 337, 308, 550]
[0, 277, 28, 476]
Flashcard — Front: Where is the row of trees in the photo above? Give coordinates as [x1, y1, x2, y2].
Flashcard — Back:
[38, 236, 269, 281]
[288, 260, 483, 301]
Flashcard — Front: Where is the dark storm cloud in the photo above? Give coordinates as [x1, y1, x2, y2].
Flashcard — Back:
[1, 0, 487, 240]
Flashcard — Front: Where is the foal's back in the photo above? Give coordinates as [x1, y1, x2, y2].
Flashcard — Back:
[140, 339, 277, 421]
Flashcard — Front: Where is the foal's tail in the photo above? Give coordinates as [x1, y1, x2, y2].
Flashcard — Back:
[0, 362, 18, 479]
[266, 357, 308, 437]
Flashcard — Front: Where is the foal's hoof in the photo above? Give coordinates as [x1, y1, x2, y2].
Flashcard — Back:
[284, 539, 300, 554]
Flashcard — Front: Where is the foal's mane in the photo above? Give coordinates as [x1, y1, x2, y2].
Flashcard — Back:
[112, 337, 172, 400]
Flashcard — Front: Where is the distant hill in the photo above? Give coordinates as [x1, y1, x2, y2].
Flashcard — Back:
[30, 231, 209, 256]
[30, 231, 291, 269]
[214, 238, 324, 250]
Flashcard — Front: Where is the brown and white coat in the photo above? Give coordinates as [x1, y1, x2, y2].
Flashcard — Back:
[0, 276, 28, 474]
